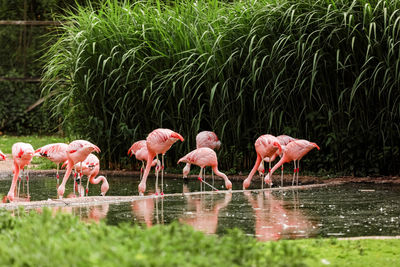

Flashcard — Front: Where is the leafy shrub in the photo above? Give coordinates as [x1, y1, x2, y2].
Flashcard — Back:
[42, 0, 400, 175]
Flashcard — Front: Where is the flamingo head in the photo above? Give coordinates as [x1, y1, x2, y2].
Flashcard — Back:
[225, 180, 232, 190]
[99, 176, 109, 196]
[170, 132, 184, 142]
[243, 178, 251, 190]
[57, 184, 66, 198]
[215, 140, 222, 150]
[138, 181, 146, 196]
[7, 192, 14, 202]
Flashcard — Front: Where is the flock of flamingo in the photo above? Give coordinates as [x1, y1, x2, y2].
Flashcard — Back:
[0, 128, 320, 202]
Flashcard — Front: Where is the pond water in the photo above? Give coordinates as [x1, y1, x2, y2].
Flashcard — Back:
[0, 174, 399, 241]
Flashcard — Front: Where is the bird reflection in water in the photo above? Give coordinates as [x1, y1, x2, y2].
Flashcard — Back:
[245, 190, 317, 241]
[180, 191, 232, 234]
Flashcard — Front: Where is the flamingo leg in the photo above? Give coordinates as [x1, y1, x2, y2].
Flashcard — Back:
[73, 166, 77, 196]
[198, 168, 203, 192]
[212, 170, 214, 187]
[86, 174, 90, 196]
[26, 169, 30, 198]
[297, 160, 300, 186]
[17, 169, 23, 198]
[269, 161, 272, 188]
[292, 160, 297, 186]
[161, 154, 164, 195]
[56, 163, 60, 188]
[155, 155, 159, 195]
[281, 165, 284, 187]
[79, 162, 83, 197]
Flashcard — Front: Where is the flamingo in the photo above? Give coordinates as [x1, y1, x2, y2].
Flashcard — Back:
[138, 128, 184, 195]
[258, 135, 297, 186]
[264, 139, 320, 186]
[34, 143, 68, 186]
[57, 140, 100, 198]
[243, 134, 282, 189]
[0, 150, 6, 161]
[183, 131, 221, 185]
[128, 140, 161, 180]
[178, 147, 232, 190]
[73, 154, 109, 196]
[7, 142, 34, 202]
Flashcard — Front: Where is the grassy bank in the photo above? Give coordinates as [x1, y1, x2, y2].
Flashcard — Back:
[0, 209, 398, 266]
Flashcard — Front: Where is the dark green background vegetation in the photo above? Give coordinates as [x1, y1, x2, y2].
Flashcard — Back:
[1, 0, 399, 176]
[42, 0, 399, 175]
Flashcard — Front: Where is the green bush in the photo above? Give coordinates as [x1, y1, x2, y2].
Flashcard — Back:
[42, 0, 400, 175]
[0, 208, 309, 266]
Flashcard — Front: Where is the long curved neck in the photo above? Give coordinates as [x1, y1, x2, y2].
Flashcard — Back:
[247, 153, 262, 182]
[268, 157, 287, 178]
[60, 160, 73, 188]
[212, 165, 228, 184]
[89, 175, 105, 185]
[142, 152, 156, 185]
[9, 163, 21, 196]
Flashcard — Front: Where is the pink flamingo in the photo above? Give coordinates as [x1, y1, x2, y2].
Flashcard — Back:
[138, 128, 184, 195]
[128, 140, 161, 180]
[57, 140, 100, 198]
[183, 131, 221, 184]
[0, 150, 6, 161]
[178, 147, 232, 190]
[7, 142, 34, 202]
[258, 135, 297, 186]
[35, 143, 68, 186]
[264, 139, 320, 186]
[73, 154, 109, 196]
[243, 134, 282, 189]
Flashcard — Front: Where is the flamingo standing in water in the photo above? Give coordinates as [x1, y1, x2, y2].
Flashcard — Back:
[7, 142, 34, 202]
[35, 143, 68, 186]
[183, 131, 221, 186]
[73, 154, 109, 196]
[128, 140, 161, 180]
[243, 134, 282, 189]
[258, 135, 297, 186]
[0, 150, 6, 161]
[57, 140, 100, 198]
[264, 139, 320, 186]
[178, 147, 232, 191]
[138, 128, 184, 195]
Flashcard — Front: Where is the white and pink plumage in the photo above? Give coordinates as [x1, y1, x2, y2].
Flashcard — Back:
[178, 147, 232, 190]
[128, 140, 161, 180]
[264, 139, 320, 186]
[7, 142, 34, 202]
[183, 131, 221, 179]
[35, 143, 68, 185]
[74, 154, 109, 196]
[0, 150, 6, 161]
[138, 128, 184, 195]
[196, 131, 221, 150]
[57, 140, 100, 198]
[258, 135, 297, 186]
[243, 134, 282, 189]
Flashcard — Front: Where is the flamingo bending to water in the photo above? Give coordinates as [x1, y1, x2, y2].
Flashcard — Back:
[35, 143, 68, 186]
[7, 142, 34, 202]
[128, 140, 161, 180]
[138, 128, 184, 195]
[183, 131, 221, 183]
[178, 147, 232, 190]
[264, 139, 320, 186]
[258, 135, 297, 186]
[57, 140, 100, 198]
[73, 154, 109, 196]
[243, 134, 282, 189]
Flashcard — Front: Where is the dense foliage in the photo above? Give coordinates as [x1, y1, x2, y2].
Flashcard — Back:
[0, 208, 308, 266]
[42, 0, 400, 175]
[0, 0, 86, 134]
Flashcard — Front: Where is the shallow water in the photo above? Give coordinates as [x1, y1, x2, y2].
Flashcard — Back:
[1, 174, 400, 240]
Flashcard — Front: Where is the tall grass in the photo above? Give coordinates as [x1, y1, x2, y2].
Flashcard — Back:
[42, 0, 400, 175]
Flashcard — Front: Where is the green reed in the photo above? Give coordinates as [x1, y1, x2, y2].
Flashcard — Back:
[42, 0, 400, 175]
